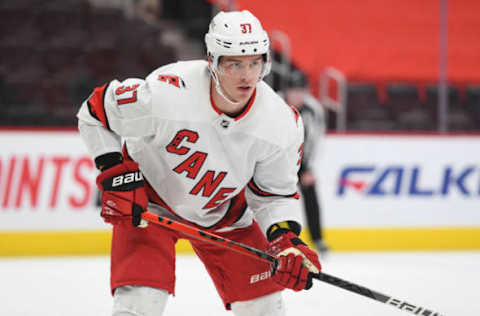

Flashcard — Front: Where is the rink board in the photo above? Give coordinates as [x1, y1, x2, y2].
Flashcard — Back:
[1, 227, 480, 256]
[0, 130, 479, 256]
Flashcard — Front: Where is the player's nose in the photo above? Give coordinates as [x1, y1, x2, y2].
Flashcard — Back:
[240, 68, 257, 82]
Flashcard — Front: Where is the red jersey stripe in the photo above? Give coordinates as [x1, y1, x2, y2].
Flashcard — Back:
[209, 86, 257, 121]
[288, 105, 300, 123]
[233, 89, 256, 121]
[248, 179, 300, 199]
[87, 83, 111, 130]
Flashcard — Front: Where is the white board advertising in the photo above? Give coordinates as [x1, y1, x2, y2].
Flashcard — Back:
[2, 131, 479, 232]
[316, 134, 480, 228]
[0, 130, 105, 231]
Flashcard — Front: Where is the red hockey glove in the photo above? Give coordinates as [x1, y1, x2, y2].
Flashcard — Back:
[96, 161, 148, 227]
[267, 231, 321, 291]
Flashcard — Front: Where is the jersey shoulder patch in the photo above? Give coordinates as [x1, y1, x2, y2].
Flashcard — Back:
[157, 74, 186, 88]
[147, 60, 210, 92]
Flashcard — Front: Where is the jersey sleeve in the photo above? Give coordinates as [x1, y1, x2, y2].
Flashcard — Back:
[76, 78, 155, 158]
[245, 117, 305, 235]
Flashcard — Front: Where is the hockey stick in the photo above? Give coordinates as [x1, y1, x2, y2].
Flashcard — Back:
[141, 211, 444, 316]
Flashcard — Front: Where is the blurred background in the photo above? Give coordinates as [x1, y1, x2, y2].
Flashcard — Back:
[1, 0, 479, 130]
[1, 1, 479, 314]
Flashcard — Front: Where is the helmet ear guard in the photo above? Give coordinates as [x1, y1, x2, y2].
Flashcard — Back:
[260, 52, 272, 80]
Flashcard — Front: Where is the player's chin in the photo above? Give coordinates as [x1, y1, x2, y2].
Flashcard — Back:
[234, 94, 251, 104]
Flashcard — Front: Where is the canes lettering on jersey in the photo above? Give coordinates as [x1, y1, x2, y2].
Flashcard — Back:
[166, 129, 199, 155]
[166, 129, 237, 210]
[173, 151, 207, 179]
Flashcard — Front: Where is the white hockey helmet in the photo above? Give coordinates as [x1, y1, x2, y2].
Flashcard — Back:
[205, 10, 271, 80]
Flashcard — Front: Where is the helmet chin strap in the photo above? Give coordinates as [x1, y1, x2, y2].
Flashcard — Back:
[211, 68, 242, 105]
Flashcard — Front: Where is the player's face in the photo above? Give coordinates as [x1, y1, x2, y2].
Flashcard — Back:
[217, 55, 264, 103]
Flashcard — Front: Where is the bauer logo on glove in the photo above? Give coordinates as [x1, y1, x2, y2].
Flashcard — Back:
[96, 161, 149, 227]
[111, 171, 143, 188]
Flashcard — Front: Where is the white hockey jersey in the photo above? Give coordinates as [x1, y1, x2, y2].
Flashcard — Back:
[77, 60, 304, 234]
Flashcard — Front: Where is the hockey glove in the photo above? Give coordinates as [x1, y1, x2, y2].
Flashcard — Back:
[267, 227, 321, 291]
[96, 161, 148, 227]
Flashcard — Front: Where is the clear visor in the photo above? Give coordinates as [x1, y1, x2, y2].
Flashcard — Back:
[217, 57, 265, 78]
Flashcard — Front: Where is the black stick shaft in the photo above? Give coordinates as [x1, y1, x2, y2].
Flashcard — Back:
[142, 211, 444, 316]
[313, 273, 444, 315]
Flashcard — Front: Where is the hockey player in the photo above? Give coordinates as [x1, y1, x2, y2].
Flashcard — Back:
[77, 10, 321, 316]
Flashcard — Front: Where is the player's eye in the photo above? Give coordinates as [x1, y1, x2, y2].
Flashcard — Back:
[251, 60, 262, 67]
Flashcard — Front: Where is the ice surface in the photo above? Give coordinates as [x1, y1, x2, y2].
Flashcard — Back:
[0, 251, 478, 316]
